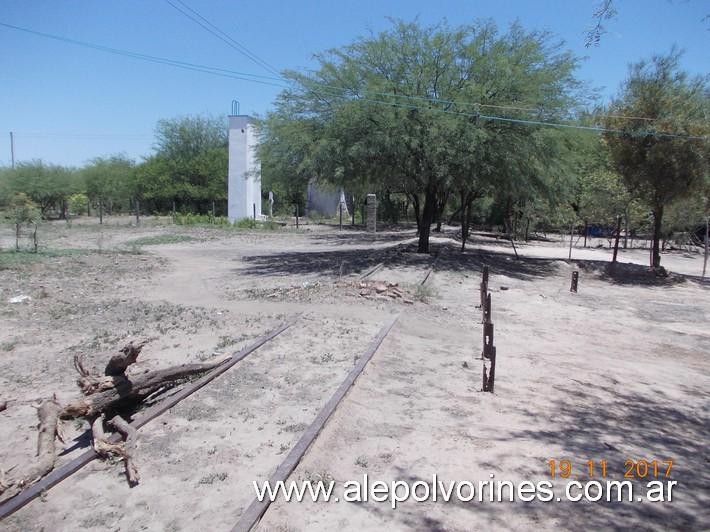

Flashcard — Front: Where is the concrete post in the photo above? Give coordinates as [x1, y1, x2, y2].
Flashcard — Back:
[366, 194, 377, 233]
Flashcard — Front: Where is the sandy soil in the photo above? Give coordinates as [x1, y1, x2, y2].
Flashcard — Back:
[1, 217, 708, 531]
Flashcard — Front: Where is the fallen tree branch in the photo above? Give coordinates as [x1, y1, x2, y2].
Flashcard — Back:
[0, 398, 61, 501]
[62, 360, 228, 419]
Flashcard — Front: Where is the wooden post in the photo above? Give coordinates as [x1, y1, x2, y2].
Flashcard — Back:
[483, 292, 491, 324]
[135, 199, 140, 225]
[351, 195, 355, 226]
[253, 203, 256, 221]
[480, 265, 489, 310]
[612, 215, 622, 263]
[295, 204, 299, 228]
[570, 271, 579, 293]
[703, 217, 709, 280]
[482, 321, 496, 392]
[568, 222, 574, 260]
[339, 203, 343, 231]
[583, 220, 588, 248]
[488, 346, 496, 392]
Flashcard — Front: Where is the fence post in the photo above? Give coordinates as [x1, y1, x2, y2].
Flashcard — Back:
[479, 266, 497, 392]
[570, 271, 579, 293]
[480, 265, 489, 310]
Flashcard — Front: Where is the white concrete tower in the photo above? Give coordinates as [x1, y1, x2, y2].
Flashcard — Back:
[228, 114, 261, 221]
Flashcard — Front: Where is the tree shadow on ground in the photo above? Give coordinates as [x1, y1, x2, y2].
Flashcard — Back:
[237, 241, 561, 281]
[484, 382, 709, 530]
[307, 227, 418, 247]
[576, 260, 690, 287]
[238, 237, 705, 289]
[354, 381, 707, 531]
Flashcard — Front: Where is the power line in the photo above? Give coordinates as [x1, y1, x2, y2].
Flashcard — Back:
[304, 88, 708, 141]
[2, 22, 705, 141]
[164, 0, 281, 77]
[1, 20, 672, 125]
[0, 21, 288, 88]
[12, 131, 153, 139]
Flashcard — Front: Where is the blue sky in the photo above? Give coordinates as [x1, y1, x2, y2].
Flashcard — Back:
[1, 0, 708, 167]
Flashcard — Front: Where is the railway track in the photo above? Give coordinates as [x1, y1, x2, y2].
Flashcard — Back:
[1, 246, 441, 527]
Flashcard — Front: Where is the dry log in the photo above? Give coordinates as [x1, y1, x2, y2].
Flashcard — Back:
[0, 398, 61, 501]
[105, 340, 146, 376]
[62, 360, 227, 418]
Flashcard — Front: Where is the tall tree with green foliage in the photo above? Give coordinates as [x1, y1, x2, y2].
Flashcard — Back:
[261, 19, 583, 252]
[141, 115, 228, 212]
[603, 49, 710, 268]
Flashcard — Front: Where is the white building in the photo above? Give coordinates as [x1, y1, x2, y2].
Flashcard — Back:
[228, 114, 262, 221]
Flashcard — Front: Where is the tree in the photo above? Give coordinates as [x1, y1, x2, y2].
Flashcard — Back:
[585, 1, 710, 48]
[5, 160, 78, 218]
[143, 115, 228, 213]
[82, 155, 135, 224]
[261, 20, 583, 253]
[4, 193, 41, 251]
[603, 50, 710, 268]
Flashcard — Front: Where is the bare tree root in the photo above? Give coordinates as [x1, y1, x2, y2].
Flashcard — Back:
[0, 397, 61, 502]
[91, 414, 140, 485]
[110, 416, 140, 485]
[104, 340, 146, 376]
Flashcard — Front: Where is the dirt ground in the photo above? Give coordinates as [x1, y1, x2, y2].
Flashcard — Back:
[1, 217, 708, 531]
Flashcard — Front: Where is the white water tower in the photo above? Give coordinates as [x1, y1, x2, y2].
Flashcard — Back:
[228, 101, 261, 221]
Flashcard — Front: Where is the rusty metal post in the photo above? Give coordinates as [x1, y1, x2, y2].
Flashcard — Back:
[483, 292, 491, 324]
[482, 321, 495, 392]
[570, 271, 579, 293]
[480, 265, 489, 310]
[487, 346, 496, 392]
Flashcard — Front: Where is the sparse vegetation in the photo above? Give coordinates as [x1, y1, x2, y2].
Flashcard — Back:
[414, 284, 436, 303]
[0, 248, 91, 270]
[125, 234, 195, 246]
[197, 472, 229, 485]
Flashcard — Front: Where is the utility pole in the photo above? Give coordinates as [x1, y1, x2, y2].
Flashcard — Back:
[10, 131, 15, 169]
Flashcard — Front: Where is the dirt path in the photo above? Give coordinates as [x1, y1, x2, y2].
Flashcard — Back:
[2, 221, 708, 531]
